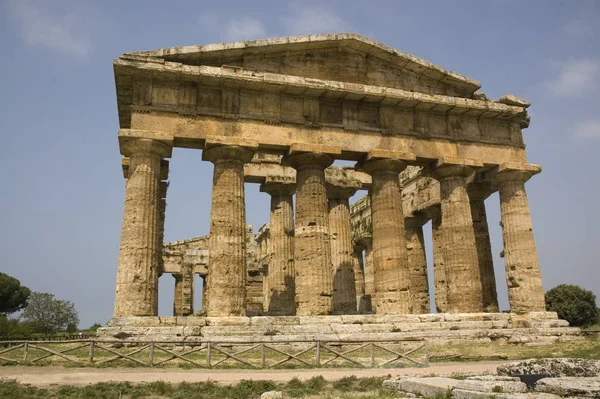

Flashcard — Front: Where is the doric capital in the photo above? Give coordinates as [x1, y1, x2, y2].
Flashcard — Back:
[467, 180, 495, 201]
[356, 149, 415, 176]
[486, 162, 541, 186]
[430, 157, 483, 180]
[260, 177, 296, 196]
[120, 138, 172, 158]
[202, 144, 256, 164]
[405, 212, 429, 228]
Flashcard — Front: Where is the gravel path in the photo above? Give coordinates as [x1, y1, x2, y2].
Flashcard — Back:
[0, 361, 506, 386]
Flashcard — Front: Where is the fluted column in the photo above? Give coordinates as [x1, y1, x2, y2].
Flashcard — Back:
[203, 145, 255, 316]
[405, 214, 430, 314]
[468, 183, 499, 312]
[360, 159, 410, 314]
[155, 180, 168, 314]
[432, 162, 483, 313]
[328, 183, 360, 314]
[114, 138, 171, 317]
[431, 211, 448, 313]
[357, 237, 374, 312]
[172, 263, 194, 316]
[352, 245, 367, 313]
[283, 152, 334, 315]
[491, 164, 545, 313]
[260, 181, 296, 315]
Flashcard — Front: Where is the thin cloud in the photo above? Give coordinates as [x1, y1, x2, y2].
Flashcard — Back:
[548, 59, 600, 98]
[561, 19, 594, 39]
[574, 120, 600, 139]
[280, 6, 350, 36]
[7, 0, 93, 59]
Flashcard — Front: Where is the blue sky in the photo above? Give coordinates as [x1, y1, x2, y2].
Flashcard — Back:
[1, 1, 598, 328]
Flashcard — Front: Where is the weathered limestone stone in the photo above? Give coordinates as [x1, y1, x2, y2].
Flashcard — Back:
[497, 358, 600, 378]
[172, 263, 194, 316]
[455, 380, 527, 393]
[490, 164, 545, 313]
[114, 138, 171, 317]
[432, 159, 483, 313]
[283, 149, 335, 315]
[451, 389, 559, 399]
[431, 211, 448, 313]
[261, 391, 284, 399]
[155, 179, 168, 314]
[405, 214, 430, 314]
[468, 182, 499, 312]
[203, 144, 256, 316]
[535, 377, 600, 397]
[352, 245, 367, 313]
[360, 156, 411, 314]
[386, 377, 462, 397]
[260, 179, 296, 315]
[328, 177, 361, 314]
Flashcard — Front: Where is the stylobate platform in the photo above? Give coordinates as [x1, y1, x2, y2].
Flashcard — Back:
[98, 312, 580, 346]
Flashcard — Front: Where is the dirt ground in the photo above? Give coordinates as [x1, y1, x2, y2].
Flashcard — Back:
[0, 361, 506, 386]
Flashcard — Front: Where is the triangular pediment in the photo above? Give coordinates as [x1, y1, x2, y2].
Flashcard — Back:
[126, 33, 480, 98]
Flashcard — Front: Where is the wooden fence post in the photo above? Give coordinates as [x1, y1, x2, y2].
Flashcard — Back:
[370, 342, 375, 367]
[207, 342, 211, 367]
[149, 342, 155, 366]
[89, 341, 95, 363]
[260, 343, 265, 368]
[23, 342, 28, 362]
[315, 341, 320, 367]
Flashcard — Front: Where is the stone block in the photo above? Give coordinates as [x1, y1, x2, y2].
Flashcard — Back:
[497, 358, 600, 378]
[391, 377, 462, 397]
[418, 314, 443, 322]
[176, 316, 207, 326]
[455, 380, 527, 393]
[452, 389, 560, 399]
[535, 377, 600, 397]
[261, 392, 284, 399]
[205, 317, 251, 326]
[108, 317, 161, 327]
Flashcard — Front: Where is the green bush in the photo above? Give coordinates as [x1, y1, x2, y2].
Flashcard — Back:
[545, 284, 599, 327]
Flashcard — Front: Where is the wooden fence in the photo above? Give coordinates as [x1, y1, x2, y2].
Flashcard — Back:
[0, 339, 429, 369]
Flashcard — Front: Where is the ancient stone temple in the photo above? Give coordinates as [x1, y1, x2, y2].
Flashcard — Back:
[103, 34, 578, 344]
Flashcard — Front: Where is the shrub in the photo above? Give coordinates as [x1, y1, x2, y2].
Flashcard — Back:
[545, 284, 599, 327]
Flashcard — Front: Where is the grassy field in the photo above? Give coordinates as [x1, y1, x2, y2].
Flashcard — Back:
[0, 376, 399, 399]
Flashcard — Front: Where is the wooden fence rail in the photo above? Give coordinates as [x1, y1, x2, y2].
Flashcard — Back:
[0, 339, 429, 369]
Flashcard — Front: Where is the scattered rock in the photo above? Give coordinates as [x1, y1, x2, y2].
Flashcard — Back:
[455, 379, 527, 393]
[467, 376, 522, 382]
[260, 391, 284, 399]
[384, 377, 461, 398]
[452, 389, 559, 399]
[535, 377, 600, 397]
[497, 358, 600, 378]
[497, 94, 531, 108]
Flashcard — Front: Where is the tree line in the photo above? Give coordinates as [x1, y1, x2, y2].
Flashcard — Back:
[0, 272, 101, 338]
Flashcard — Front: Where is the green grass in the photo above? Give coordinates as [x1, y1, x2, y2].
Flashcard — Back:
[0, 376, 397, 399]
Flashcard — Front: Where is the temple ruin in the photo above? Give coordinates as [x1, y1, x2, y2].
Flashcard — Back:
[101, 34, 579, 344]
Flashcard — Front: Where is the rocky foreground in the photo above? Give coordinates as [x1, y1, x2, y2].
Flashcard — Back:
[383, 358, 600, 398]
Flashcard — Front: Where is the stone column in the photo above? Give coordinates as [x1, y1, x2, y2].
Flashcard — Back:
[468, 183, 499, 312]
[155, 180, 168, 314]
[327, 182, 360, 314]
[260, 180, 296, 315]
[203, 144, 255, 316]
[114, 138, 171, 317]
[360, 159, 410, 314]
[283, 152, 334, 315]
[405, 214, 430, 314]
[432, 160, 483, 313]
[172, 263, 194, 316]
[352, 245, 367, 313]
[362, 237, 374, 312]
[490, 164, 545, 313]
[431, 211, 448, 313]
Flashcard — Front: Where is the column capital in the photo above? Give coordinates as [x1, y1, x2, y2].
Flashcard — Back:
[120, 138, 172, 158]
[260, 177, 296, 196]
[467, 180, 495, 201]
[122, 158, 169, 180]
[202, 144, 256, 164]
[405, 212, 429, 228]
[357, 158, 408, 175]
[431, 157, 483, 180]
[486, 163, 541, 185]
[282, 152, 335, 170]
